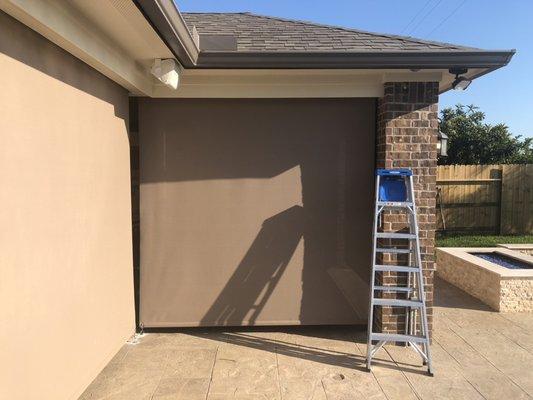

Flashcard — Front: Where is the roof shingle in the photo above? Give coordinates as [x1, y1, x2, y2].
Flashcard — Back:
[182, 12, 479, 53]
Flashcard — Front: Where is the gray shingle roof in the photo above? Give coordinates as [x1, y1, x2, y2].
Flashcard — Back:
[181, 12, 479, 53]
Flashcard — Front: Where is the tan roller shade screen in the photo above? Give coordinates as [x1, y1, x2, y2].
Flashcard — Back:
[139, 98, 375, 327]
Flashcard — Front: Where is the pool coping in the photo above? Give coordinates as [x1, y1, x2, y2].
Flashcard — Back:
[437, 247, 533, 279]
[497, 244, 533, 250]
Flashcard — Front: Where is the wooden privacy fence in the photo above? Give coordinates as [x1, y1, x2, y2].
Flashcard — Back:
[436, 164, 533, 235]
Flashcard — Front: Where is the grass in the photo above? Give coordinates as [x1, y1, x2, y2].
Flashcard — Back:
[436, 234, 533, 248]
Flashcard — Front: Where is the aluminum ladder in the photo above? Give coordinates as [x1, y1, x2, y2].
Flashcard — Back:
[366, 168, 434, 376]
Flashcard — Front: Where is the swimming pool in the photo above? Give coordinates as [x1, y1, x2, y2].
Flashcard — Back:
[471, 252, 532, 270]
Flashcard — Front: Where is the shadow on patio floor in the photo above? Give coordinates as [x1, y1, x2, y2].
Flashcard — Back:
[434, 276, 494, 311]
[82, 279, 533, 399]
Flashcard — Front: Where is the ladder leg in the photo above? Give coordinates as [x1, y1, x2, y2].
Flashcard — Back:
[405, 243, 411, 340]
[410, 174, 434, 376]
[416, 277, 433, 373]
[407, 208, 416, 342]
[408, 214, 416, 341]
[366, 175, 381, 372]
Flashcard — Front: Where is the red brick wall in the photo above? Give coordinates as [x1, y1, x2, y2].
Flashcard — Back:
[375, 82, 438, 335]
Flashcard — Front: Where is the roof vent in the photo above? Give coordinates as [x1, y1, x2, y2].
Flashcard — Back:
[198, 34, 237, 51]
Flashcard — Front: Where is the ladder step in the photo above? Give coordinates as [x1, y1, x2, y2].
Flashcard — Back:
[374, 265, 419, 273]
[375, 232, 417, 240]
[377, 201, 413, 208]
[370, 333, 428, 344]
[376, 247, 411, 254]
[373, 298, 423, 308]
[374, 286, 413, 293]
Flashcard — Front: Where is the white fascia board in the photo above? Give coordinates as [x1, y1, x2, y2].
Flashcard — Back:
[0, 0, 154, 95]
[156, 81, 383, 98]
[153, 69, 445, 98]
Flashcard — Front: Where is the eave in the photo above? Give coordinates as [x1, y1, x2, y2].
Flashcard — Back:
[134, 0, 515, 79]
[0, 0, 175, 96]
[0, 0, 514, 97]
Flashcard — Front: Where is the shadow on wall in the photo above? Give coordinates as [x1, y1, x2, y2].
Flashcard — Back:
[434, 277, 492, 311]
[201, 206, 304, 325]
[139, 98, 375, 327]
[0, 11, 128, 120]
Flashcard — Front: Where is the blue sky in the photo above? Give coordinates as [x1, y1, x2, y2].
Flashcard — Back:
[177, 0, 532, 138]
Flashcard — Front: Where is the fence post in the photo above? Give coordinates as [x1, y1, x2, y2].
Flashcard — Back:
[500, 164, 513, 235]
[497, 167, 503, 235]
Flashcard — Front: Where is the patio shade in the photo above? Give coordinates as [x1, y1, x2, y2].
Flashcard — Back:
[139, 98, 375, 327]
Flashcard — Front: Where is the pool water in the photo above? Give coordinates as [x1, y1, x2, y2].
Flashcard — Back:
[471, 252, 533, 270]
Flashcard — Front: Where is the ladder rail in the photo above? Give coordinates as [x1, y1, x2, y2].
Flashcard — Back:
[365, 173, 381, 371]
[407, 180, 416, 338]
[408, 174, 433, 373]
[409, 197, 417, 338]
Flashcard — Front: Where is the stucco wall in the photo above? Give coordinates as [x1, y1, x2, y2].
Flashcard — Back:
[0, 11, 135, 400]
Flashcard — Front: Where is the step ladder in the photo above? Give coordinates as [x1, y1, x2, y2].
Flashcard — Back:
[366, 168, 434, 376]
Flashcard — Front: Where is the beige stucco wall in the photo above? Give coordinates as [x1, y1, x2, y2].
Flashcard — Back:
[0, 11, 135, 400]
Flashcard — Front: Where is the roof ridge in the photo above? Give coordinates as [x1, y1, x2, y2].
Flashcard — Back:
[185, 11, 479, 51]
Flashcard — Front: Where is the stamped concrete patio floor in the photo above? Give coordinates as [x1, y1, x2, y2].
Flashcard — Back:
[80, 278, 533, 399]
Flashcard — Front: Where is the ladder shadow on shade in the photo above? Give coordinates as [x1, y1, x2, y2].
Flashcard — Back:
[200, 205, 304, 326]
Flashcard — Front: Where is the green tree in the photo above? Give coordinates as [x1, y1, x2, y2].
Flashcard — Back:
[439, 105, 533, 165]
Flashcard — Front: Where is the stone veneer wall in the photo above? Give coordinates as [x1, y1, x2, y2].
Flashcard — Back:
[375, 82, 439, 335]
[500, 279, 533, 312]
[437, 248, 533, 312]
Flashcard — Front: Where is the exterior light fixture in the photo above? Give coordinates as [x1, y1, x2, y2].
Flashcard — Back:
[449, 67, 472, 91]
[437, 131, 449, 157]
[151, 58, 180, 90]
[452, 76, 472, 90]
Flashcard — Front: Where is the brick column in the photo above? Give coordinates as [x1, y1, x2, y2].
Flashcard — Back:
[375, 82, 438, 335]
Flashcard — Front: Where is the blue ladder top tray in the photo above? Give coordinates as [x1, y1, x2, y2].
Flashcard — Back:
[377, 169, 411, 201]
[376, 169, 412, 177]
